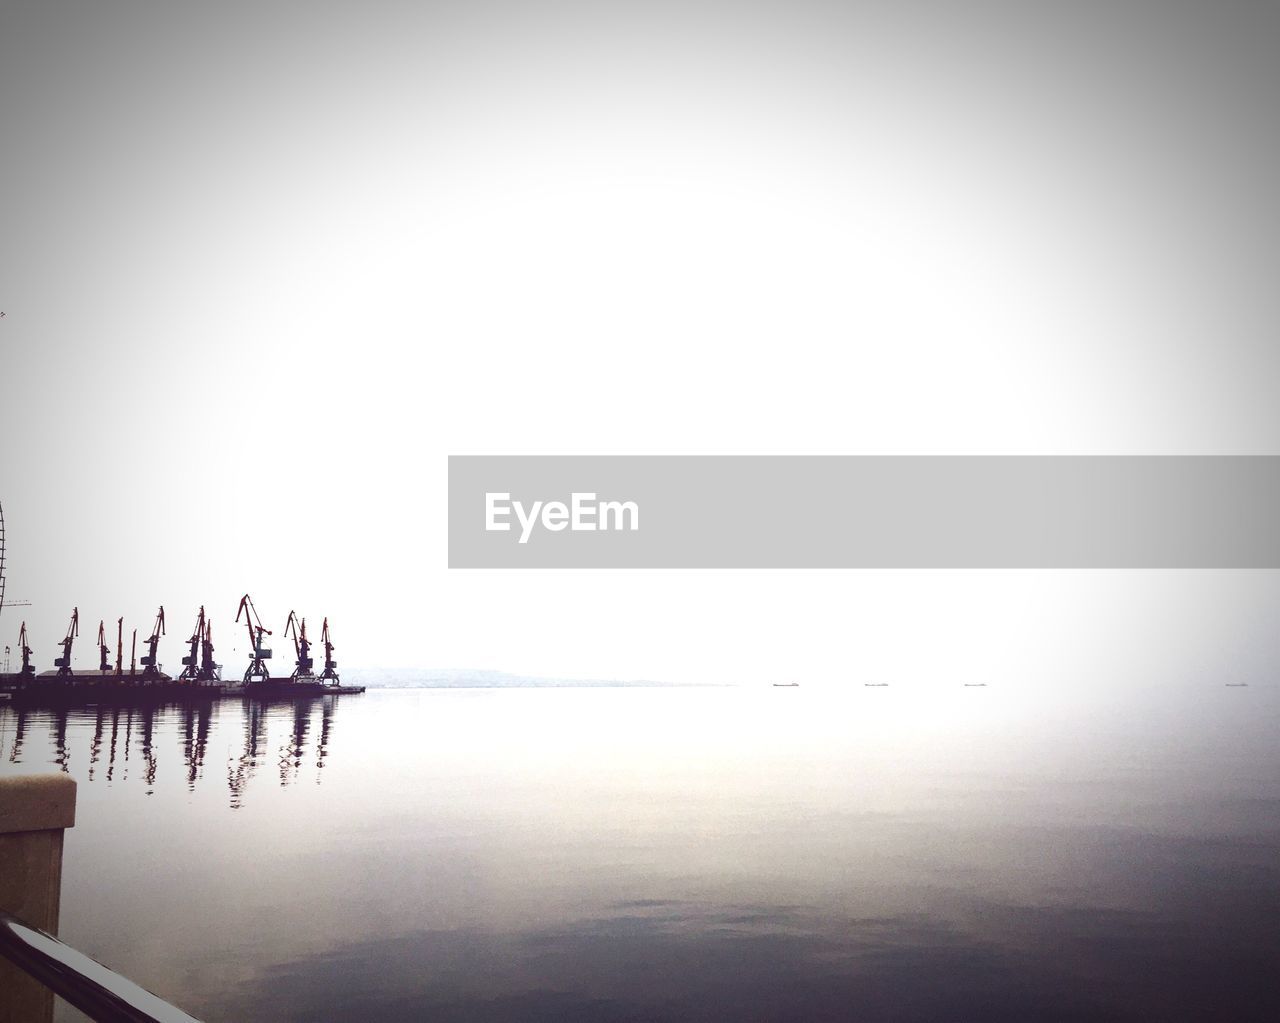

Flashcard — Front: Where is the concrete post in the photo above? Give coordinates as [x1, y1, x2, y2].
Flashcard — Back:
[0, 774, 76, 1023]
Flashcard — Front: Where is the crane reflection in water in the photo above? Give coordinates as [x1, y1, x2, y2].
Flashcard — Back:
[0, 696, 342, 807]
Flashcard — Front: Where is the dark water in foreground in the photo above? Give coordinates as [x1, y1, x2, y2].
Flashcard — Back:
[2, 686, 1278, 1022]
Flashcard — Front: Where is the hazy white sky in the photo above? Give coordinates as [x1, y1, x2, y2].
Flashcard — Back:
[2, 1, 1278, 682]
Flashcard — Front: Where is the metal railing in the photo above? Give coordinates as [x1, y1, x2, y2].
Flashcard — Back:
[0, 910, 202, 1023]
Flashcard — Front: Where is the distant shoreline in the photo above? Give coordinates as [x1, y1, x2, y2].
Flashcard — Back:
[344, 669, 728, 689]
[358, 681, 730, 689]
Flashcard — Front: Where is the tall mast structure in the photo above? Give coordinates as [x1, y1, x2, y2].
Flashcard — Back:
[0, 501, 32, 620]
[1, 500, 6, 619]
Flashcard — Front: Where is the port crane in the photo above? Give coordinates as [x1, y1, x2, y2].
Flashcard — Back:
[200, 618, 219, 681]
[236, 593, 272, 683]
[115, 617, 123, 675]
[140, 606, 165, 680]
[53, 607, 79, 677]
[177, 606, 220, 682]
[178, 607, 205, 681]
[284, 611, 315, 681]
[97, 620, 111, 673]
[17, 622, 34, 680]
[319, 617, 340, 685]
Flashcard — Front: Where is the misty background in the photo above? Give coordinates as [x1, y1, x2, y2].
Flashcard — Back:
[2, 0, 1279, 685]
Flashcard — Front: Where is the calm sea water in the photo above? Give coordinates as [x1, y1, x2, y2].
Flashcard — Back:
[2, 685, 1278, 1022]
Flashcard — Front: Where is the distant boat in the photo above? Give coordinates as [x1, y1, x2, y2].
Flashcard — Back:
[772, 682, 800, 688]
[864, 683, 889, 687]
[1225, 683, 1249, 687]
[963, 683, 988, 688]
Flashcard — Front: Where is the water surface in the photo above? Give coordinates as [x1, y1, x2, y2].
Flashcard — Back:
[1, 686, 1277, 1021]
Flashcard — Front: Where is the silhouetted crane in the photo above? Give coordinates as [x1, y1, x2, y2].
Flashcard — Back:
[17, 621, 34, 680]
[54, 607, 79, 678]
[284, 611, 314, 682]
[319, 617, 340, 685]
[140, 606, 165, 681]
[199, 618, 219, 681]
[236, 594, 272, 684]
[97, 620, 110, 673]
[115, 617, 123, 675]
[178, 607, 205, 682]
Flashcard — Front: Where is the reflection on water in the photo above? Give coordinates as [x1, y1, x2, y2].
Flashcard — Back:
[1, 686, 1278, 1022]
[1, 697, 341, 806]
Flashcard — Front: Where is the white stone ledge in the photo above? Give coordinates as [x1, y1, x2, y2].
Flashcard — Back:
[0, 776, 77, 834]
